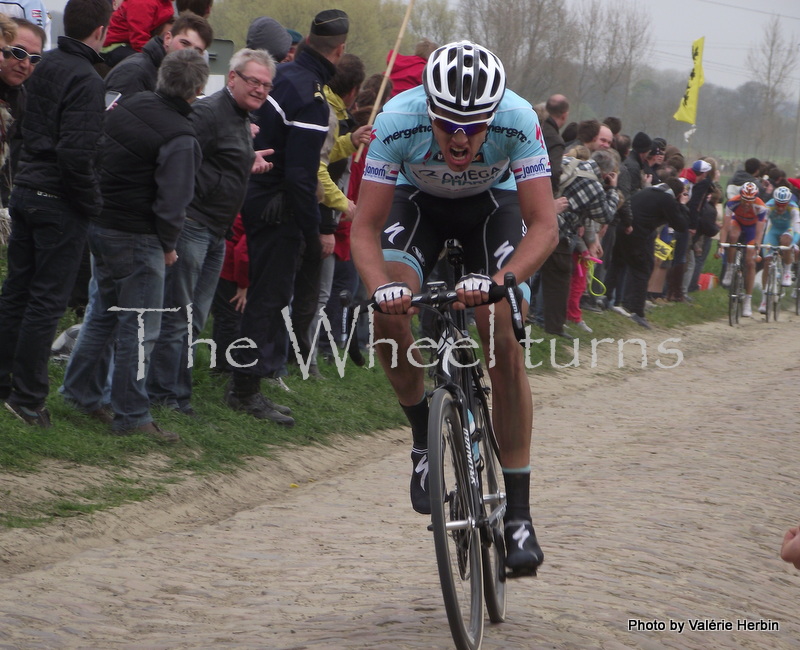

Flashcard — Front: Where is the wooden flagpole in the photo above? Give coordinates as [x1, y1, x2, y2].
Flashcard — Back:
[354, 0, 415, 163]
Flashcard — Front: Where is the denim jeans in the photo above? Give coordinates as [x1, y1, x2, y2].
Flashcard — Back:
[60, 255, 114, 410]
[62, 224, 166, 431]
[0, 187, 88, 408]
[147, 219, 225, 409]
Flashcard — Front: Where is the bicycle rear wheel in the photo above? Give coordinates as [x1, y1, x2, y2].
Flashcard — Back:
[773, 263, 782, 322]
[474, 396, 507, 623]
[728, 267, 741, 326]
[795, 262, 800, 315]
[428, 388, 484, 650]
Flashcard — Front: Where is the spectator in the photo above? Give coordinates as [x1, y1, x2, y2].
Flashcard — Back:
[0, 17, 44, 205]
[781, 525, 800, 569]
[60, 49, 208, 440]
[726, 157, 761, 199]
[303, 52, 371, 379]
[226, 9, 349, 424]
[602, 115, 621, 136]
[617, 177, 689, 328]
[564, 118, 612, 153]
[624, 131, 652, 195]
[175, 0, 212, 18]
[388, 38, 437, 97]
[210, 213, 248, 374]
[104, 12, 212, 95]
[0, 0, 111, 428]
[147, 48, 277, 416]
[555, 150, 619, 335]
[542, 93, 569, 193]
[102, 0, 175, 67]
[284, 28, 302, 62]
[246, 16, 291, 63]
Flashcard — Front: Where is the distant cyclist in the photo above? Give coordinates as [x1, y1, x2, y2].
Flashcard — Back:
[351, 41, 558, 575]
[758, 186, 799, 313]
[720, 181, 768, 317]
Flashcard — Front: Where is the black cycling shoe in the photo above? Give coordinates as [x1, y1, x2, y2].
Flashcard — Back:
[504, 520, 544, 576]
[410, 447, 431, 514]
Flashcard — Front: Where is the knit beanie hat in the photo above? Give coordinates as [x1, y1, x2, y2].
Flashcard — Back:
[247, 17, 292, 62]
[631, 131, 652, 154]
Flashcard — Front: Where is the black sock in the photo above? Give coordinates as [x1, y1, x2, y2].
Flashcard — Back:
[401, 397, 429, 450]
[503, 470, 531, 522]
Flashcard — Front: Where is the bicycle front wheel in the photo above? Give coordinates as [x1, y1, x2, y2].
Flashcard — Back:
[475, 396, 507, 624]
[428, 389, 484, 650]
[765, 263, 776, 322]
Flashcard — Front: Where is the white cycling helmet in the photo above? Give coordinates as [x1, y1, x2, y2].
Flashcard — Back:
[424, 41, 506, 120]
[773, 186, 793, 204]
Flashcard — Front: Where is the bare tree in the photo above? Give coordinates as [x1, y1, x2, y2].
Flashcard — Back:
[745, 15, 799, 157]
[461, 0, 568, 101]
[408, 0, 457, 48]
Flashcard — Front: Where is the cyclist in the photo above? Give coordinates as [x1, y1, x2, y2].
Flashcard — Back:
[351, 41, 557, 575]
[758, 185, 799, 313]
[719, 181, 768, 317]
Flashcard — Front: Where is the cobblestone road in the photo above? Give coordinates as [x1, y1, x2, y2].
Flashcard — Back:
[1, 316, 799, 649]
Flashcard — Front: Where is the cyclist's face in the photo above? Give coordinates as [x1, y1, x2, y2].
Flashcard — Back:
[775, 202, 788, 214]
[429, 106, 491, 172]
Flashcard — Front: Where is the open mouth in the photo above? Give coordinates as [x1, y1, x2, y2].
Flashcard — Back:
[449, 146, 470, 164]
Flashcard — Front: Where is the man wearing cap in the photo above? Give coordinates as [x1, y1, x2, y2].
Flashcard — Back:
[285, 28, 302, 62]
[225, 9, 349, 424]
[246, 16, 291, 63]
[624, 131, 652, 196]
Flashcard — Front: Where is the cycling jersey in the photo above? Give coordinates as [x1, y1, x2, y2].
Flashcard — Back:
[763, 198, 800, 249]
[363, 85, 550, 199]
[725, 195, 768, 227]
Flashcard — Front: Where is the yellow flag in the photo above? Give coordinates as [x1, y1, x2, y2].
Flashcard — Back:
[673, 37, 705, 125]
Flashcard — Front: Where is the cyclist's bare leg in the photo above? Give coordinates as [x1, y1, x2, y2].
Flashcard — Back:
[744, 246, 757, 294]
[780, 233, 793, 266]
[474, 300, 532, 469]
[727, 221, 742, 266]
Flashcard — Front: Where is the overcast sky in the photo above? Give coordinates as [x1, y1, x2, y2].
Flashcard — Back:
[44, 0, 800, 90]
[608, 0, 800, 90]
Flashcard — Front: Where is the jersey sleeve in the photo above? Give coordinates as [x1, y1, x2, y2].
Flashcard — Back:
[508, 109, 551, 184]
[362, 111, 404, 186]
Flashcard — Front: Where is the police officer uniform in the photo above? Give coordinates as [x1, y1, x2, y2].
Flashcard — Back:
[231, 10, 349, 407]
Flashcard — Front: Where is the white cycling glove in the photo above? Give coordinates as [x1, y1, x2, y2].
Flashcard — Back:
[456, 273, 494, 295]
[373, 281, 412, 310]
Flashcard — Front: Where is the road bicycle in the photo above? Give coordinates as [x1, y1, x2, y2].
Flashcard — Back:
[720, 242, 755, 326]
[341, 240, 526, 650]
[759, 244, 792, 322]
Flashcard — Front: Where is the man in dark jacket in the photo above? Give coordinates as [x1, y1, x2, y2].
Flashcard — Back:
[542, 93, 569, 193]
[104, 12, 213, 97]
[147, 48, 278, 418]
[60, 49, 208, 441]
[0, 0, 111, 427]
[624, 131, 652, 196]
[618, 177, 689, 327]
[226, 9, 349, 424]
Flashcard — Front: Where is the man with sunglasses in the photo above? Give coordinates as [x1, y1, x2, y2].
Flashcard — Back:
[351, 41, 558, 576]
[0, 17, 44, 203]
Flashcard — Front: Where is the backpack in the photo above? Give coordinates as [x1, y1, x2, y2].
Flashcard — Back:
[556, 157, 601, 198]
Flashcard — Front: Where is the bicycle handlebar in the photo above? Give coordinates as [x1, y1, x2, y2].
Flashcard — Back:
[338, 272, 527, 347]
[719, 243, 758, 249]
